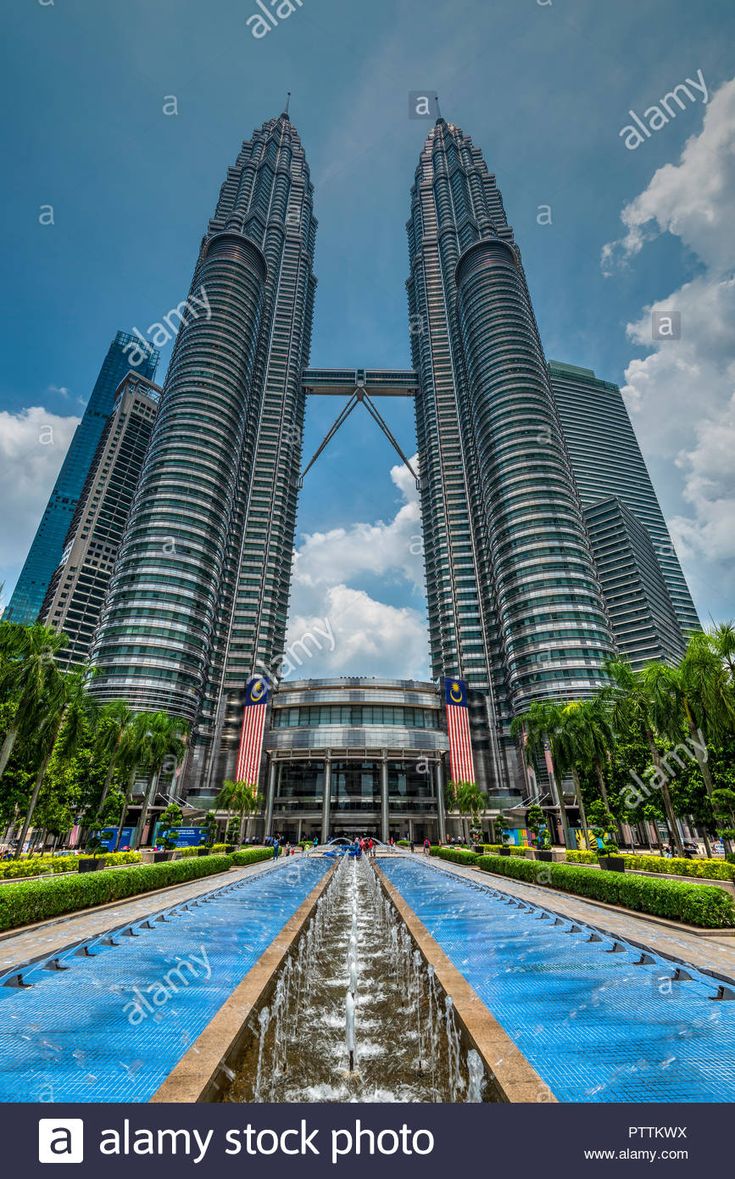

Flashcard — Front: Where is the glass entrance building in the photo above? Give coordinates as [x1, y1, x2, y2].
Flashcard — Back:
[262, 678, 449, 843]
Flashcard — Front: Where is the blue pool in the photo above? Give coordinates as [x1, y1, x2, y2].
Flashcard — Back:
[0, 856, 328, 1102]
[380, 857, 735, 1103]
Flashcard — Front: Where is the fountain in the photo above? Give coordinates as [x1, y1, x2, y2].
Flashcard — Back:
[223, 854, 488, 1103]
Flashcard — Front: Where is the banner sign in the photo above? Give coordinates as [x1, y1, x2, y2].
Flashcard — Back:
[443, 676, 476, 783]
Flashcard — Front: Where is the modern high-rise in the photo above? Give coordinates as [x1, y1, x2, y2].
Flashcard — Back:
[406, 118, 614, 797]
[91, 111, 317, 797]
[548, 361, 699, 638]
[6, 331, 159, 623]
[40, 373, 162, 668]
[583, 497, 686, 668]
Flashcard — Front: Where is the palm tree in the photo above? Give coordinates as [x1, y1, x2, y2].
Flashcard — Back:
[112, 712, 162, 851]
[606, 658, 684, 855]
[216, 779, 264, 843]
[0, 623, 67, 782]
[511, 701, 571, 847]
[93, 701, 137, 813]
[14, 668, 97, 858]
[576, 694, 615, 808]
[710, 621, 735, 681]
[554, 703, 595, 850]
[131, 712, 189, 850]
[444, 779, 487, 843]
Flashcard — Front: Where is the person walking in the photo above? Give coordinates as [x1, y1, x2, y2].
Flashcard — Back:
[423, 837, 431, 856]
[272, 834, 280, 861]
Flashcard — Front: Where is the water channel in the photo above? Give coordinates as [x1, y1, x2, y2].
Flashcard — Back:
[224, 852, 487, 1102]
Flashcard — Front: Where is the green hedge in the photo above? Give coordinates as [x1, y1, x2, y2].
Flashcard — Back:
[230, 847, 272, 867]
[0, 854, 233, 932]
[480, 844, 529, 857]
[433, 847, 478, 866]
[620, 853, 735, 881]
[565, 850, 597, 864]
[0, 851, 141, 880]
[471, 853, 735, 929]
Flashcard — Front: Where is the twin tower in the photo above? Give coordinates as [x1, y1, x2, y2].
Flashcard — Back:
[89, 109, 615, 798]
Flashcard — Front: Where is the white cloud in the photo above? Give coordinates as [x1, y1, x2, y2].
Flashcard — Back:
[284, 457, 430, 680]
[602, 77, 735, 618]
[0, 406, 80, 602]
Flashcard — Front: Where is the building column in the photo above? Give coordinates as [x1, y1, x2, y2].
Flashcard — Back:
[264, 758, 277, 837]
[381, 751, 389, 842]
[321, 757, 332, 844]
[436, 758, 446, 844]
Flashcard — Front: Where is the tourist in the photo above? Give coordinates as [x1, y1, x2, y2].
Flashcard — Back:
[313, 835, 319, 850]
[368, 837, 375, 858]
[272, 835, 281, 861]
[423, 837, 431, 856]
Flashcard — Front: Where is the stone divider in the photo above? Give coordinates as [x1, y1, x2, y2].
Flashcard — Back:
[151, 861, 337, 1103]
[374, 863, 556, 1104]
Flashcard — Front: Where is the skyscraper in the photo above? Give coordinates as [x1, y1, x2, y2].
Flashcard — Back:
[40, 372, 161, 668]
[548, 360, 700, 637]
[91, 111, 317, 796]
[5, 331, 159, 623]
[583, 497, 686, 668]
[407, 118, 614, 796]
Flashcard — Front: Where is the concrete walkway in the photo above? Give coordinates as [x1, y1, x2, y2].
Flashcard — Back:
[423, 854, 735, 984]
[0, 857, 281, 975]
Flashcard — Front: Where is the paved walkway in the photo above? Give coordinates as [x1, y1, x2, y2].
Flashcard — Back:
[424, 855, 735, 984]
[0, 857, 281, 974]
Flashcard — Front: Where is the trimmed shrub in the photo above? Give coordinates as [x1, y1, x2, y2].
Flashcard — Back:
[175, 846, 206, 858]
[0, 851, 141, 881]
[620, 853, 735, 882]
[0, 854, 233, 933]
[435, 847, 478, 867]
[565, 850, 597, 864]
[480, 844, 528, 857]
[471, 853, 735, 929]
[230, 847, 272, 867]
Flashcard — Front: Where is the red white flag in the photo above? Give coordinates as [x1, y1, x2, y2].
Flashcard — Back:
[444, 677, 476, 782]
[235, 677, 270, 785]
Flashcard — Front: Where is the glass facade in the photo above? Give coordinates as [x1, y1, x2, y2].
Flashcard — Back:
[548, 360, 700, 639]
[407, 120, 613, 796]
[6, 332, 159, 623]
[91, 112, 317, 797]
[272, 704, 440, 729]
[39, 375, 161, 668]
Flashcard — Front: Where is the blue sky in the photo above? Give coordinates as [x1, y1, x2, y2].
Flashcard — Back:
[2, 0, 734, 676]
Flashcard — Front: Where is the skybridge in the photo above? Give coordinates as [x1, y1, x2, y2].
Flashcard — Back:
[299, 367, 421, 488]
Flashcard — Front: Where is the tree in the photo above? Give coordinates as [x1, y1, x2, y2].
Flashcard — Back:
[215, 779, 264, 844]
[605, 658, 685, 855]
[511, 701, 571, 846]
[444, 779, 484, 842]
[526, 803, 549, 849]
[14, 669, 97, 858]
[94, 701, 137, 813]
[587, 799, 619, 856]
[158, 802, 184, 851]
[0, 623, 67, 783]
[132, 713, 189, 849]
[554, 703, 595, 850]
[113, 712, 166, 851]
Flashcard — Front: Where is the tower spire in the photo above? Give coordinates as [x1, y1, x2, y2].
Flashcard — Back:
[283, 91, 291, 118]
[435, 93, 443, 122]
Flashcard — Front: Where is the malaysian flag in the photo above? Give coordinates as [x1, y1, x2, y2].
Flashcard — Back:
[444, 677, 476, 782]
[235, 676, 270, 785]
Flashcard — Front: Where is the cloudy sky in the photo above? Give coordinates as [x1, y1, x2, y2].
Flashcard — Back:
[1, 0, 733, 678]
